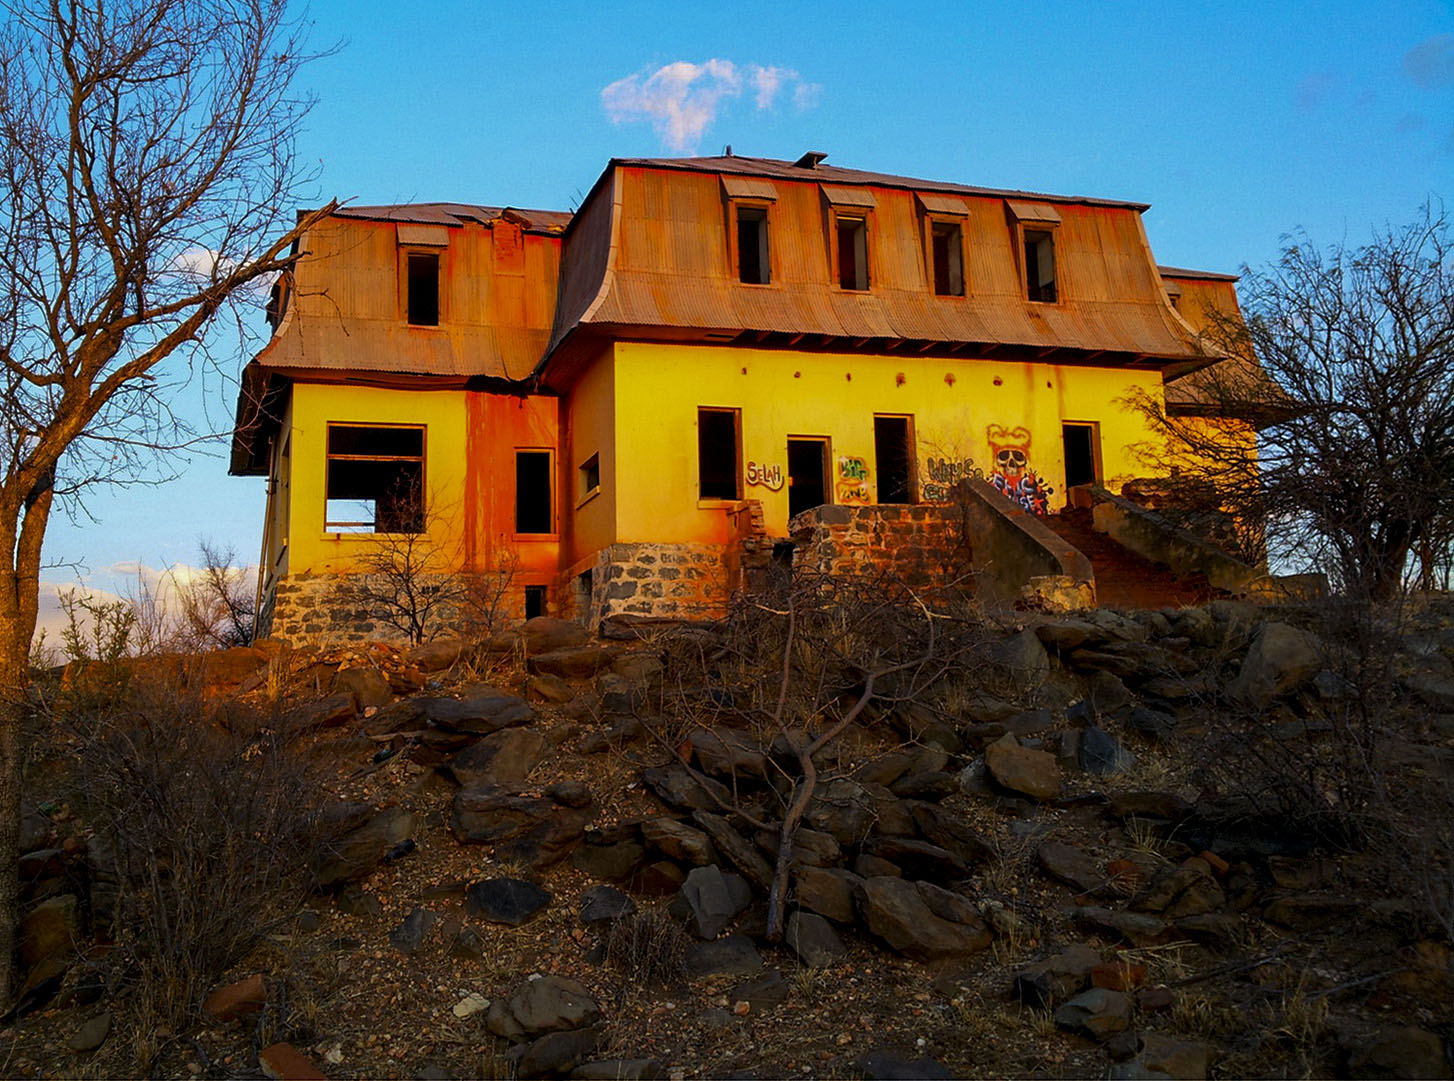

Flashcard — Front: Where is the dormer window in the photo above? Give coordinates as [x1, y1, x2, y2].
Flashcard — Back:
[736, 206, 770, 285]
[721, 175, 778, 287]
[836, 215, 869, 291]
[1006, 200, 1063, 305]
[931, 222, 964, 296]
[822, 184, 876, 292]
[1024, 231, 1056, 303]
[406, 252, 440, 325]
[397, 222, 449, 327]
[917, 191, 970, 298]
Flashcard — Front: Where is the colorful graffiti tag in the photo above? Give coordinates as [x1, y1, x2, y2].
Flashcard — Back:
[920, 456, 981, 503]
[987, 424, 1055, 515]
[836, 455, 872, 505]
[746, 460, 784, 491]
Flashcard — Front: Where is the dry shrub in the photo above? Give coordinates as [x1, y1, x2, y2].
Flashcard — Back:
[601, 907, 690, 993]
[67, 677, 326, 1065]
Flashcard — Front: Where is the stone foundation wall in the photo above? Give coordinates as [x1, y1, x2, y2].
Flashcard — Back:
[789, 503, 971, 595]
[557, 543, 731, 626]
[594, 542, 731, 622]
[263, 570, 538, 647]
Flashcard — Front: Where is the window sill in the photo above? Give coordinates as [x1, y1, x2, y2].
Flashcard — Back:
[321, 530, 429, 540]
[512, 532, 559, 542]
[576, 487, 601, 510]
[697, 498, 742, 509]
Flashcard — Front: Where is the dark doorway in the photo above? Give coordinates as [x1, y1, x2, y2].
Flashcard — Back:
[787, 438, 829, 518]
[874, 416, 914, 503]
[1062, 423, 1098, 489]
[524, 585, 547, 619]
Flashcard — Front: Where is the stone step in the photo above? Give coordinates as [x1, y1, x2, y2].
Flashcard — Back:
[1042, 508, 1223, 609]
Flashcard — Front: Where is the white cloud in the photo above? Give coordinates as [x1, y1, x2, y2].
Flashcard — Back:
[601, 59, 820, 152]
[792, 81, 823, 111]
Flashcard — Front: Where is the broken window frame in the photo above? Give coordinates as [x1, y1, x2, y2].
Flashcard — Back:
[697, 407, 742, 501]
[323, 423, 426, 534]
[732, 201, 773, 286]
[1023, 228, 1058, 304]
[928, 219, 966, 297]
[832, 212, 872, 291]
[514, 448, 555, 536]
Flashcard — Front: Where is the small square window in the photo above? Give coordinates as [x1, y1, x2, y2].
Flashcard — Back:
[737, 206, 770, 284]
[931, 222, 964, 296]
[406, 252, 439, 325]
[698, 408, 741, 500]
[836, 215, 869, 291]
[1024, 230, 1057, 303]
[579, 453, 600, 499]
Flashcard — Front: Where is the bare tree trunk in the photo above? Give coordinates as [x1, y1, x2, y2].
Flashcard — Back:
[0, 628, 26, 1008]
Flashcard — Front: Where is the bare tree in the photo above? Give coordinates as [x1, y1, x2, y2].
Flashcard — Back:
[0, 0, 335, 1004]
[174, 538, 256, 649]
[1133, 203, 1454, 599]
[655, 570, 982, 941]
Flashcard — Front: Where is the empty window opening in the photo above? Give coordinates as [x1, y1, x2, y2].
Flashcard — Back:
[407, 252, 440, 325]
[737, 206, 770, 284]
[787, 438, 830, 518]
[515, 450, 553, 534]
[1024, 230, 1057, 303]
[698, 408, 741, 500]
[874, 416, 915, 504]
[325, 425, 425, 533]
[524, 585, 547, 620]
[579, 453, 600, 500]
[836, 216, 869, 290]
[931, 222, 964, 296]
[1062, 423, 1099, 489]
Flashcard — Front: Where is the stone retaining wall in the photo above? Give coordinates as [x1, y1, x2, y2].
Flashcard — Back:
[789, 503, 970, 596]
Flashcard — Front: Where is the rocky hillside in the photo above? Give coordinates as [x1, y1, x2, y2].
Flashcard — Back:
[9, 596, 1454, 1079]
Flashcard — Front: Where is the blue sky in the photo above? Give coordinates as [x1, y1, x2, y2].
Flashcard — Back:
[42, 0, 1454, 615]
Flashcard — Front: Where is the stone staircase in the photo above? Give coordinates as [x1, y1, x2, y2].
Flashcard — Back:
[1041, 507, 1225, 609]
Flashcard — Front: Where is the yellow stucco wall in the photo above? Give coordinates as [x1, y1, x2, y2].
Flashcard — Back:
[608, 341, 1168, 541]
[281, 383, 471, 576]
[562, 346, 617, 567]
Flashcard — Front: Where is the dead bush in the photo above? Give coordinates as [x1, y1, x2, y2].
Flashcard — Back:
[66, 678, 326, 1066]
[601, 907, 690, 994]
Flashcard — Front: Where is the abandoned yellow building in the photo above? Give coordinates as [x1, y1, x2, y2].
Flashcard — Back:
[230, 153, 1256, 642]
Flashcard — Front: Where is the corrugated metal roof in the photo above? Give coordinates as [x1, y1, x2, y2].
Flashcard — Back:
[544, 161, 1209, 373]
[1159, 265, 1240, 282]
[612, 154, 1152, 211]
[332, 202, 572, 233]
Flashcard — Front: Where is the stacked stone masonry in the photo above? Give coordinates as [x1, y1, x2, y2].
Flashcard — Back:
[790, 504, 972, 598]
[593, 542, 731, 622]
[265, 570, 534, 647]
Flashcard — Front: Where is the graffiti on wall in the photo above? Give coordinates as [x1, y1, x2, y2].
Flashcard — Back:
[987, 424, 1055, 515]
[746, 461, 784, 491]
[836, 455, 872, 505]
[920, 456, 982, 503]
